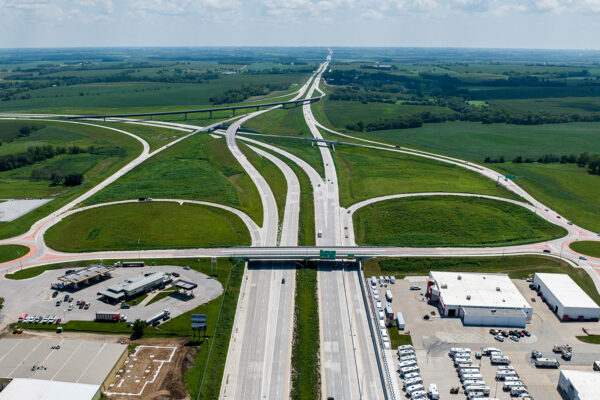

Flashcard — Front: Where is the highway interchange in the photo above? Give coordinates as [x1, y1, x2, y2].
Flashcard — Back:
[1, 50, 600, 400]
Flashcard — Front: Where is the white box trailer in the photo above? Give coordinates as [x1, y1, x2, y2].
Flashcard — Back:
[411, 390, 427, 400]
[462, 380, 486, 387]
[452, 352, 471, 359]
[496, 370, 518, 379]
[396, 312, 405, 330]
[454, 358, 473, 366]
[400, 366, 419, 375]
[450, 347, 471, 356]
[491, 355, 511, 365]
[535, 357, 560, 368]
[459, 368, 480, 376]
[460, 374, 483, 382]
[467, 392, 486, 399]
[482, 347, 501, 355]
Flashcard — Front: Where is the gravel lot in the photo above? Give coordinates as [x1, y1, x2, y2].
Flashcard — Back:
[0, 265, 222, 328]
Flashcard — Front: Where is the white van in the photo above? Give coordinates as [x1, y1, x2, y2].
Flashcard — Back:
[406, 384, 424, 394]
[428, 383, 439, 400]
[390, 276, 396, 284]
[371, 276, 377, 286]
[380, 328, 388, 338]
[385, 290, 393, 302]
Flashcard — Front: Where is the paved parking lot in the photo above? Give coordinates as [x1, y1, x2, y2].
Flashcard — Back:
[0, 265, 222, 328]
[372, 274, 600, 400]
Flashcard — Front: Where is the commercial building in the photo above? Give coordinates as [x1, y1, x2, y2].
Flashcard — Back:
[428, 271, 532, 327]
[533, 273, 600, 321]
[55, 264, 114, 289]
[0, 338, 127, 399]
[98, 272, 170, 303]
[558, 370, 600, 400]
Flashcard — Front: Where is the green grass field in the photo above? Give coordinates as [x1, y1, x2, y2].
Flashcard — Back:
[88, 121, 190, 151]
[577, 335, 600, 344]
[243, 105, 309, 137]
[0, 73, 308, 114]
[323, 99, 455, 129]
[570, 241, 600, 258]
[334, 145, 518, 207]
[357, 121, 600, 162]
[0, 121, 142, 239]
[363, 256, 600, 305]
[490, 97, 600, 114]
[291, 268, 320, 400]
[240, 143, 287, 224]
[84, 133, 263, 224]
[497, 163, 600, 232]
[388, 328, 413, 348]
[0, 244, 29, 263]
[354, 196, 566, 247]
[44, 202, 251, 252]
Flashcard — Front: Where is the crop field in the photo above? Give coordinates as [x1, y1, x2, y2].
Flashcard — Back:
[497, 163, 600, 232]
[333, 145, 518, 207]
[490, 97, 600, 114]
[356, 121, 600, 162]
[0, 121, 142, 239]
[322, 99, 455, 129]
[44, 202, 250, 252]
[0, 73, 309, 114]
[353, 196, 566, 247]
[84, 133, 263, 224]
[570, 241, 600, 258]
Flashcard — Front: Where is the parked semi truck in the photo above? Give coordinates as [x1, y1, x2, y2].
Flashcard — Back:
[95, 311, 121, 322]
[146, 309, 171, 326]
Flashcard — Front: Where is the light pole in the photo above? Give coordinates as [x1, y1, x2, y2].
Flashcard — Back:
[137, 238, 141, 260]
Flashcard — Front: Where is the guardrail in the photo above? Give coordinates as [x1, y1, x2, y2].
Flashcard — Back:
[357, 264, 394, 400]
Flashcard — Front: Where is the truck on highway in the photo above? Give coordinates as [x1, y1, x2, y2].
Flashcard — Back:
[535, 357, 560, 368]
[317, 230, 322, 238]
[95, 311, 120, 322]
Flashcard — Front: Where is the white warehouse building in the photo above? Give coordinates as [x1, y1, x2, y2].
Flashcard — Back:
[428, 271, 532, 328]
[558, 370, 600, 400]
[533, 273, 600, 321]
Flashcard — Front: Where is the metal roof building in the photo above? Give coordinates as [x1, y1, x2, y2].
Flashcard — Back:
[0, 378, 100, 400]
[558, 370, 600, 400]
[534, 273, 600, 321]
[98, 272, 169, 302]
[428, 271, 532, 326]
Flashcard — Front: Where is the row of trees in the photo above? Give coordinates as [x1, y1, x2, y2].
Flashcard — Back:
[209, 83, 290, 105]
[31, 168, 84, 186]
[484, 152, 600, 175]
[0, 145, 88, 172]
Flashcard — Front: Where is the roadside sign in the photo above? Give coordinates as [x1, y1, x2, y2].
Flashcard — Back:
[191, 314, 207, 331]
[319, 250, 336, 260]
[505, 174, 516, 180]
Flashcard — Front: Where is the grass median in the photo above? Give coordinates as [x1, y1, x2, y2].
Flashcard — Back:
[0, 244, 30, 264]
[570, 241, 600, 258]
[291, 268, 320, 400]
[354, 196, 566, 247]
[364, 256, 600, 305]
[44, 202, 251, 252]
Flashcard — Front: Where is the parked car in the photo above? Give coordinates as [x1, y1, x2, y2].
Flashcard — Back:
[84, 303, 90, 310]
[509, 335, 520, 342]
[68, 304, 73, 311]
[410, 285, 421, 291]
[522, 330, 531, 337]
[52, 291, 59, 298]
[494, 335, 505, 342]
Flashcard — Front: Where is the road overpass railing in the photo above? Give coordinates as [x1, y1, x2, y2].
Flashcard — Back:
[65, 96, 322, 121]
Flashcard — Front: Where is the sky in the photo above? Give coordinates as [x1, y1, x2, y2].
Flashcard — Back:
[1, 0, 600, 49]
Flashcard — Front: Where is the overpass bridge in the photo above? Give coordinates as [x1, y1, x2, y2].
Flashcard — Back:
[65, 96, 323, 121]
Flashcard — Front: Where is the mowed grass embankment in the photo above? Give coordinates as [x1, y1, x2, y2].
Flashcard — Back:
[243, 105, 309, 137]
[364, 256, 600, 305]
[10, 257, 244, 400]
[84, 133, 263, 225]
[0, 245, 29, 263]
[497, 163, 600, 232]
[570, 241, 600, 258]
[89, 121, 191, 151]
[44, 202, 251, 252]
[291, 268, 320, 400]
[354, 196, 566, 247]
[334, 145, 519, 207]
[358, 121, 600, 163]
[0, 121, 142, 240]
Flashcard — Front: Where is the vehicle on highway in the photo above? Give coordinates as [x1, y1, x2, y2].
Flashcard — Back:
[543, 249, 551, 253]
[579, 256, 587, 260]
[567, 221, 573, 225]
[317, 230, 322, 238]
[281, 278, 285, 284]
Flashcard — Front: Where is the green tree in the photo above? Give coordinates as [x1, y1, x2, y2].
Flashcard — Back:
[132, 319, 145, 339]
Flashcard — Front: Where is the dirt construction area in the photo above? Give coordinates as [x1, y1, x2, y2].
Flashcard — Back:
[105, 338, 197, 400]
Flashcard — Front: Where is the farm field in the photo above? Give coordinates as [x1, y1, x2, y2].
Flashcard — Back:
[0, 73, 309, 114]
[497, 163, 600, 232]
[353, 196, 566, 247]
[83, 133, 263, 224]
[333, 145, 518, 207]
[570, 241, 600, 258]
[0, 121, 142, 239]
[356, 121, 600, 162]
[44, 202, 251, 252]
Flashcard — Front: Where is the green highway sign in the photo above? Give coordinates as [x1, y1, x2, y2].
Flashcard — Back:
[320, 250, 337, 260]
[505, 174, 516, 180]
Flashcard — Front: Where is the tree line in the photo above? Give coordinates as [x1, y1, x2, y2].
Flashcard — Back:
[209, 83, 290, 105]
[0, 144, 86, 172]
[484, 152, 600, 175]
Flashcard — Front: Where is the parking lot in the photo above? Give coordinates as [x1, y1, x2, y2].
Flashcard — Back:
[0, 265, 222, 328]
[373, 274, 600, 400]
